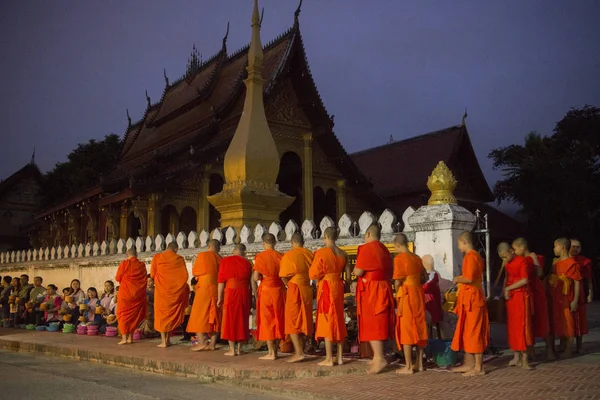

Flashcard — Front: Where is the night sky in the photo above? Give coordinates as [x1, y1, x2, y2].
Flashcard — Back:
[2, 0, 599, 213]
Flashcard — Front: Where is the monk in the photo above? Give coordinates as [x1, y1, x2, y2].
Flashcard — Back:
[422, 254, 444, 339]
[548, 238, 581, 358]
[253, 233, 285, 360]
[217, 244, 252, 356]
[188, 239, 222, 351]
[393, 233, 428, 374]
[309, 227, 348, 367]
[353, 223, 395, 375]
[512, 238, 551, 359]
[115, 248, 148, 345]
[150, 242, 190, 348]
[570, 238, 592, 354]
[280, 232, 315, 363]
[497, 242, 534, 370]
[450, 232, 489, 376]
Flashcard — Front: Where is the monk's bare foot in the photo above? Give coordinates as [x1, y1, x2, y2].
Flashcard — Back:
[462, 368, 486, 377]
[396, 366, 414, 375]
[157, 342, 171, 348]
[508, 358, 521, 367]
[259, 353, 277, 360]
[367, 358, 387, 375]
[117, 339, 128, 345]
[522, 364, 535, 370]
[127, 339, 133, 344]
[336, 357, 344, 366]
[224, 350, 236, 356]
[287, 354, 306, 363]
[367, 359, 373, 365]
[450, 364, 473, 373]
[413, 363, 425, 372]
[318, 359, 334, 367]
[236, 350, 245, 356]
[191, 344, 208, 352]
[559, 351, 572, 360]
[546, 351, 557, 361]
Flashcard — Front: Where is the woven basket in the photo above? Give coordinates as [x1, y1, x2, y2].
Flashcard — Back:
[63, 314, 73, 322]
[94, 306, 104, 315]
[185, 306, 192, 316]
[79, 304, 89, 311]
[78, 316, 87, 323]
[8, 295, 16, 304]
[65, 296, 73, 303]
[40, 303, 50, 311]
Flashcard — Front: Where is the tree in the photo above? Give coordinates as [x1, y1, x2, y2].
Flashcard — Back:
[489, 106, 600, 259]
[43, 134, 123, 207]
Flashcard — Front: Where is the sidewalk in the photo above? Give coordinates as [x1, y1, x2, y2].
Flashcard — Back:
[2, 303, 600, 400]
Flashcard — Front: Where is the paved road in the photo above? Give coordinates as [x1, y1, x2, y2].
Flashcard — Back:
[0, 350, 285, 400]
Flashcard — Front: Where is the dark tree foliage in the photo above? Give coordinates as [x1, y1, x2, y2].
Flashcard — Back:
[489, 105, 600, 259]
[43, 134, 123, 207]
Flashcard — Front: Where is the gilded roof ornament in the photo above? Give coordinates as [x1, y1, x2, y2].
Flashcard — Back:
[426, 161, 457, 205]
[186, 44, 202, 78]
[294, 0, 303, 24]
[222, 22, 230, 49]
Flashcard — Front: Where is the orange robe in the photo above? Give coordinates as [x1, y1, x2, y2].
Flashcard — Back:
[549, 258, 582, 338]
[526, 254, 549, 338]
[187, 251, 221, 334]
[393, 252, 428, 347]
[218, 255, 252, 342]
[115, 257, 148, 335]
[573, 255, 591, 336]
[354, 241, 395, 342]
[254, 249, 285, 341]
[309, 248, 347, 343]
[280, 247, 315, 336]
[150, 250, 190, 333]
[451, 250, 490, 354]
[505, 255, 534, 351]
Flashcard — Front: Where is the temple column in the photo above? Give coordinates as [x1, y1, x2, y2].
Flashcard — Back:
[197, 172, 211, 233]
[302, 133, 314, 221]
[119, 201, 128, 240]
[147, 194, 159, 237]
[336, 179, 347, 220]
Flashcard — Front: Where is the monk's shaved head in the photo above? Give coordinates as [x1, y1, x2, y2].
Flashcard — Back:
[233, 243, 246, 256]
[458, 231, 473, 245]
[166, 241, 178, 252]
[422, 254, 434, 270]
[497, 242, 512, 254]
[497, 242, 515, 263]
[569, 238, 582, 256]
[365, 223, 381, 241]
[262, 233, 276, 247]
[512, 237, 528, 249]
[208, 239, 221, 252]
[126, 248, 137, 258]
[555, 237, 571, 252]
[394, 233, 409, 247]
[323, 227, 337, 241]
[291, 232, 304, 246]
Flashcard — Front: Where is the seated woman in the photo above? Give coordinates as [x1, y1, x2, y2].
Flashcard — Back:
[1, 276, 13, 324]
[9, 277, 22, 326]
[70, 279, 86, 304]
[81, 287, 103, 326]
[99, 281, 117, 334]
[42, 284, 63, 324]
[59, 287, 80, 326]
[139, 275, 158, 338]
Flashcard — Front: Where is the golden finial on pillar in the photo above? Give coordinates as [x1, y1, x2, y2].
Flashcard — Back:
[426, 161, 457, 205]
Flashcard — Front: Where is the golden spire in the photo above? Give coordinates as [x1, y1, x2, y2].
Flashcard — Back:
[427, 161, 457, 205]
[221, 0, 280, 191]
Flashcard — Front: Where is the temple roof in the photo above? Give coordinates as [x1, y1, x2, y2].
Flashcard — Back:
[351, 125, 495, 202]
[0, 162, 43, 201]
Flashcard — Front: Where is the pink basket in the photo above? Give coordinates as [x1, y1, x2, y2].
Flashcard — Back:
[133, 331, 143, 341]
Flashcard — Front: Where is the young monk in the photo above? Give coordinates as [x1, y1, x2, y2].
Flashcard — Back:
[188, 239, 222, 352]
[150, 241, 190, 348]
[422, 255, 443, 340]
[450, 232, 489, 377]
[497, 242, 534, 370]
[353, 223, 395, 375]
[280, 232, 315, 363]
[512, 238, 551, 359]
[393, 233, 428, 374]
[309, 227, 348, 367]
[548, 238, 581, 358]
[253, 233, 285, 360]
[570, 238, 592, 354]
[115, 248, 148, 345]
[218, 243, 253, 356]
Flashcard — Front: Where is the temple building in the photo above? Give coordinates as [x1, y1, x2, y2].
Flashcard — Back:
[25, 4, 518, 249]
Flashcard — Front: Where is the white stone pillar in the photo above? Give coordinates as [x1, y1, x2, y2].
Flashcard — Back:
[408, 203, 476, 282]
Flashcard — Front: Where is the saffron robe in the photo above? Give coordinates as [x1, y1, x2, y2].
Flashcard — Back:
[451, 250, 490, 354]
[549, 258, 582, 337]
[526, 254, 549, 338]
[423, 270, 444, 324]
[150, 250, 190, 333]
[309, 248, 347, 343]
[393, 252, 428, 347]
[187, 251, 221, 334]
[115, 257, 148, 335]
[219, 255, 252, 342]
[280, 247, 315, 336]
[505, 255, 534, 351]
[254, 249, 285, 341]
[354, 241, 395, 342]
[573, 255, 591, 336]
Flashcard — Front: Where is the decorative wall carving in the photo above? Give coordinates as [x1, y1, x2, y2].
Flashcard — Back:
[265, 80, 310, 127]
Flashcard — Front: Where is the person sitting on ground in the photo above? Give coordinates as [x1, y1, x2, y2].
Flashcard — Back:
[16, 274, 33, 324]
[70, 279, 86, 304]
[139, 275, 158, 338]
[181, 277, 197, 342]
[9, 277, 22, 326]
[82, 287, 103, 326]
[0, 276, 12, 322]
[28, 277, 46, 325]
[60, 287, 80, 325]
[42, 284, 63, 324]
[422, 255, 444, 339]
[98, 280, 116, 333]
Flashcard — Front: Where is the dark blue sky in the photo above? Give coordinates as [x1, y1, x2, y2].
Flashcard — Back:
[2, 0, 599, 211]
